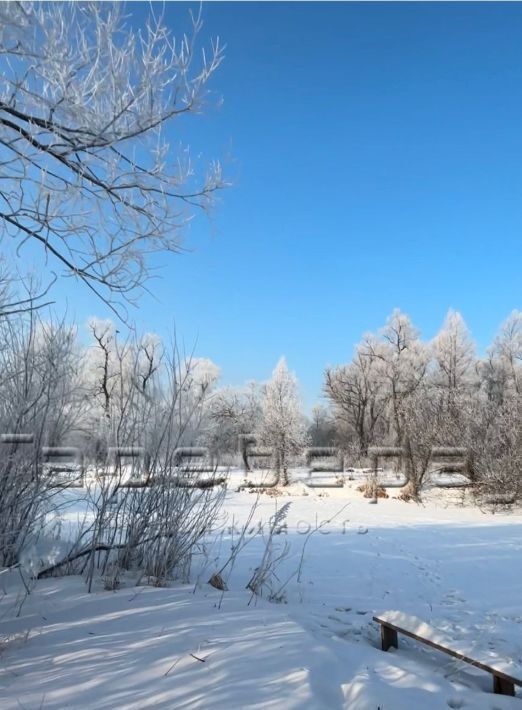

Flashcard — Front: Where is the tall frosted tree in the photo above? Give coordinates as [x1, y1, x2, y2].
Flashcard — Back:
[370, 309, 429, 445]
[491, 310, 522, 397]
[432, 310, 476, 397]
[324, 339, 387, 455]
[259, 357, 308, 485]
[429, 309, 478, 445]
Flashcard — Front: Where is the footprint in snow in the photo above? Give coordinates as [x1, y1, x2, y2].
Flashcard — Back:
[327, 615, 352, 625]
[442, 592, 466, 606]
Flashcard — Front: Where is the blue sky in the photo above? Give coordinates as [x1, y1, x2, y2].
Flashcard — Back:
[32, 3, 522, 407]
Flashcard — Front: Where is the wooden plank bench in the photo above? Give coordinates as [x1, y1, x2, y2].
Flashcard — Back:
[373, 611, 522, 697]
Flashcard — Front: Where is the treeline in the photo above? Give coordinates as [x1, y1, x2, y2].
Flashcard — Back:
[208, 308, 521, 499]
[322, 308, 520, 498]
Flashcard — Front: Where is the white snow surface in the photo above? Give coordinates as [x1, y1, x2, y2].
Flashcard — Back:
[1, 470, 522, 709]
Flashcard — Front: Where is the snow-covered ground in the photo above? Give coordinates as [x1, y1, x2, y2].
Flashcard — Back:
[1, 470, 521, 709]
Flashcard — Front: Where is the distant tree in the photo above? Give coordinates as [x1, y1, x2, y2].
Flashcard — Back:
[0, 3, 224, 317]
[472, 311, 522, 499]
[208, 382, 262, 459]
[432, 310, 476, 398]
[491, 310, 522, 397]
[258, 357, 308, 485]
[324, 339, 387, 455]
[308, 404, 337, 447]
[471, 393, 522, 500]
[366, 309, 429, 445]
[171, 357, 221, 448]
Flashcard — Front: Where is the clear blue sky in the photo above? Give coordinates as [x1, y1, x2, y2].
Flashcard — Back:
[51, 3, 522, 408]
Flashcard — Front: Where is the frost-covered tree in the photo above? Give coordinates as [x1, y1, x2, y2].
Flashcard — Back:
[471, 393, 522, 500]
[491, 310, 522, 397]
[428, 310, 479, 448]
[81, 320, 166, 461]
[176, 358, 221, 447]
[478, 312, 521, 408]
[368, 309, 429, 445]
[180, 358, 221, 397]
[208, 382, 262, 459]
[0, 3, 224, 316]
[432, 310, 476, 396]
[325, 310, 428, 455]
[308, 404, 337, 447]
[84, 322, 221, 452]
[472, 311, 522, 498]
[325, 339, 387, 455]
[258, 357, 308, 485]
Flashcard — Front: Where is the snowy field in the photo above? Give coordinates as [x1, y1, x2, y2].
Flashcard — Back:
[1, 470, 522, 709]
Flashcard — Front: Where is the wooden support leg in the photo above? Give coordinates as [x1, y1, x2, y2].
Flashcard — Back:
[381, 624, 398, 651]
[493, 675, 515, 696]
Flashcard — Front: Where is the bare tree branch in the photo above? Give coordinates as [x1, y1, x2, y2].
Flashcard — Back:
[0, 2, 226, 319]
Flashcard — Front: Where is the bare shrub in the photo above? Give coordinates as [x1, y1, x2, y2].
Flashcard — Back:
[0, 309, 80, 567]
[357, 483, 388, 499]
[37, 330, 226, 591]
[471, 396, 521, 503]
